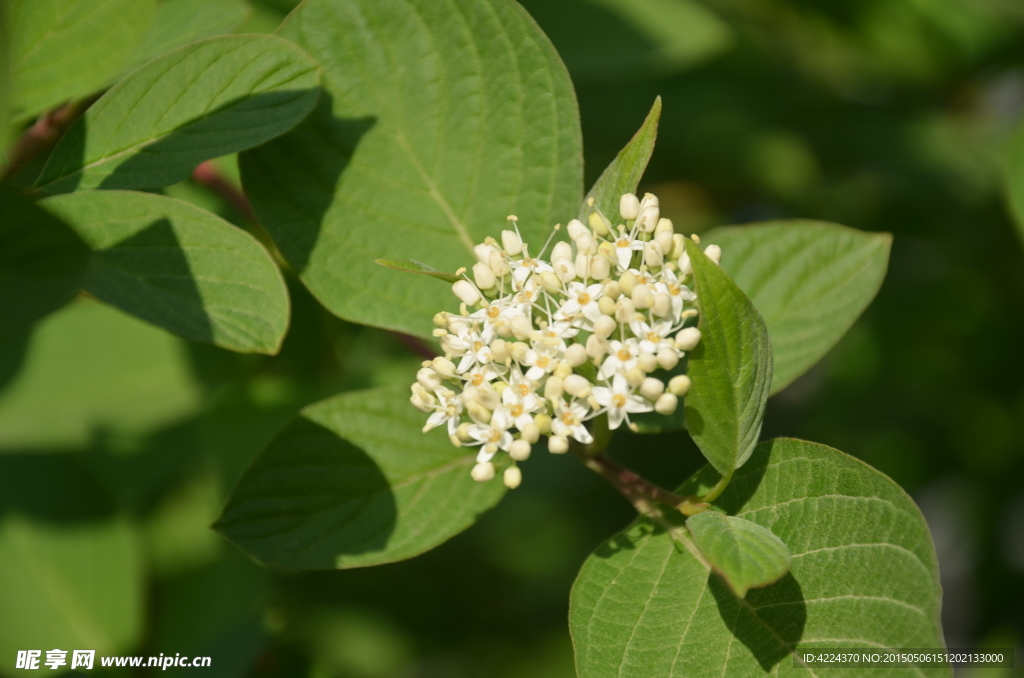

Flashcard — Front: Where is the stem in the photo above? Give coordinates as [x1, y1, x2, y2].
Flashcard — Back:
[699, 469, 734, 503]
[1, 98, 94, 183]
[191, 161, 257, 222]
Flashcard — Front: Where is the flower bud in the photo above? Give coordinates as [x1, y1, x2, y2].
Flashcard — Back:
[432, 356, 456, 378]
[603, 279, 621, 299]
[477, 384, 500, 409]
[654, 217, 674, 236]
[567, 219, 589, 241]
[619, 270, 637, 296]
[619, 193, 640, 220]
[615, 298, 635, 322]
[473, 262, 496, 290]
[668, 374, 692, 396]
[566, 343, 588, 367]
[548, 435, 569, 454]
[640, 377, 665, 401]
[520, 424, 540, 445]
[553, 361, 573, 380]
[489, 251, 510, 276]
[655, 393, 678, 415]
[671, 234, 687, 260]
[636, 205, 660, 232]
[643, 241, 663, 268]
[705, 244, 722, 265]
[534, 413, 552, 435]
[544, 376, 564, 400]
[637, 352, 657, 372]
[552, 241, 572, 262]
[594, 315, 617, 339]
[491, 339, 510, 363]
[590, 255, 610, 281]
[657, 348, 679, 371]
[417, 367, 441, 391]
[471, 462, 496, 482]
[564, 374, 591, 398]
[456, 422, 473, 442]
[625, 367, 646, 389]
[501, 229, 523, 255]
[675, 327, 702, 351]
[466, 401, 491, 423]
[576, 233, 597, 256]
[540, 271, 562, 291]
[575, 252, 590, 279]
[588, 211, 611, 236]
[474, 243, 496, 264]
[504, 466, 523, 489]
[598, 296, 616, 316]
[410, 387, 433, 412]
[553, 258, 576, 283]
[656, 230, 674, 254]
[452, 280, 481, 305]
[586, 333, 609, 359]
[433, 311, 451, 328]
[510, 341, 530, 363]
[653, 292, 670, 318]
[631, 284, 654, 310]
[511, 315, 533, 341]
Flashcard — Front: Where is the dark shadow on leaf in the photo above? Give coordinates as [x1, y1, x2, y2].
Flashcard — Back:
[0, 452, 117, 522]
[37, 89, 322, 195]
[0, 187, 90, 330]
[0, 324, 33, 391]
[213, 417, 397, 570]
[84, 217, 214, 346]
[710, 571, 806, 672]
[238, 92, 375, 275]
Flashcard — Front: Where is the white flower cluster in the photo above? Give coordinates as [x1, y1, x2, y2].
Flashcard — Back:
[410, 192, 720, 489]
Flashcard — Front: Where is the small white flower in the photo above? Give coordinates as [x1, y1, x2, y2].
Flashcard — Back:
[468, 407, 514, 461]
[629, 318, 677, 356]
[592, 373, 653, 430]
[423, 388, 463, 435]
[598, 339, 640, 380]
[612, 234, 645, 271]
[552, 400, 593, 444]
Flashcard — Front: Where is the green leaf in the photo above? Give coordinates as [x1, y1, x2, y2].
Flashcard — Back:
[0, 299, 203, 449]
[580, 96, 661, 222]
[374, 259, 461, 284]
[239, 0, 583, 339]
[569, 438, 947, 678]
[35, 34, 321, 194]
[9, 0, 156, 123]
[703, 221, 892, 394]
[520, 0, 732, 80]
[683, 239, 772, 475]
[0, 2, 11, 153]
[41, 190, 289, 354]
[686, 511, 790, 598]
[0, 187, 90, 330]
[0, 515, 143, 656]
[1005, 123, 1024, 248]
[123, 0, 251, 74]
[216, 386, 506, 569]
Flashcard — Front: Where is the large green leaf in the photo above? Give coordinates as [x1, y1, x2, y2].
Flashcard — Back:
[570, 438, 947, 678]
[41, 191, 289, 354]
[124, 0, 251, 74]
[580, 96, 660, 222]
[35, 34, 321, 194]
[686, 511, 791, 598]
[216, 386, 506, 569]
[683, 239, 772, 476]
[0, 187, 90, 331]
[520, 0, 732, 80]
[240, 0, 583, 338]
[0, 299, 203, 449]
[703, 221, 891, 394]
[0, 515, 143, 657]
[9, 0, 156, 122]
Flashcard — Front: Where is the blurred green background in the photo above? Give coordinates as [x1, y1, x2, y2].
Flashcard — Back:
[2, 0, 1024, 675]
